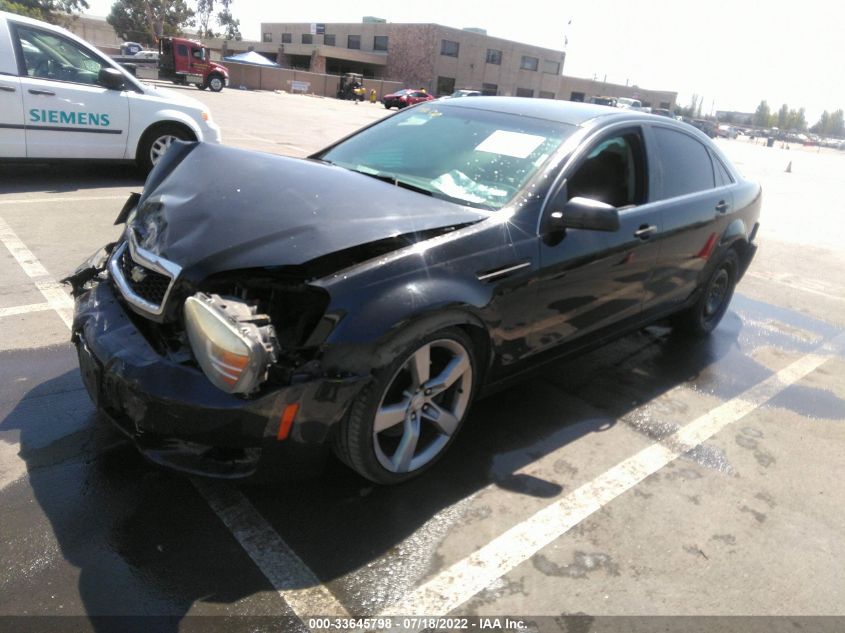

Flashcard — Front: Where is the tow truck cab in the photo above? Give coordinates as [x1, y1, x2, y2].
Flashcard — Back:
[158, 37, 228, 92]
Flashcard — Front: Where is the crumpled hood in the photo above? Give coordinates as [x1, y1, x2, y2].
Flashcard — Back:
[134, 142, 487, 280]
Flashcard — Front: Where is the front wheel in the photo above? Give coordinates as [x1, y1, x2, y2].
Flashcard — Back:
[136, 124, 195, 173]
[672, 250, 739, 336]
[334, 327, 477, 484]
[207, 74, 225, 92]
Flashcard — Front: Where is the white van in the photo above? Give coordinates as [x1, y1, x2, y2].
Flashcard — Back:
[0, 11, 221, 171]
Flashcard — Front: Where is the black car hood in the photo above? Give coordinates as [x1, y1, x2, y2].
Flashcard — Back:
[134, 142, 487, 279]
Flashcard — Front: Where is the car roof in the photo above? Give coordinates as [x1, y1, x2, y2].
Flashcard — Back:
[439, 96, 645, 127]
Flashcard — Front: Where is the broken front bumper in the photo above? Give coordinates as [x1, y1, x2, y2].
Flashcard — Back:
[72, 281, 368, 479]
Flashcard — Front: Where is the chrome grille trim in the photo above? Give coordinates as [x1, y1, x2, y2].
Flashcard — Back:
[108, 230, 182, 320]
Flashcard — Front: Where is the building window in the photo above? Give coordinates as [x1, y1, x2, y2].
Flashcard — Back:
[485, 49, 502, 65]
[570, 91, 585, 102]
[301, 33, 313, 44]
[347, 34, 361, 49]
[481, 83, 498, 96]
[324, 34, 335, 46]
[436, 76, 455, 96]
[542, 60, 560, 74]
[516, 87, 534, 98]
[373, 35, 388, 51]
[660, 101, 671, 109]
[281, 33, 292, 44]
[262, 32, 273, 43]
[539, 90, 555, 99]
[440, 39, 459, 57]
[520, 56, 539, 71]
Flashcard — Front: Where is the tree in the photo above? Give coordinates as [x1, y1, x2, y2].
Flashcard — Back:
[831, 110, 845, 138]
[776, 103, 789, 129]
[216, 0, 240, 40]
[194, 0, 214, 37]
[0, 0, 88, 24]
[107, 0, 194, 46]
[753, 100, 770, 127]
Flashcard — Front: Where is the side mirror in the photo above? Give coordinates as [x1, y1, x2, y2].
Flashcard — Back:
[549, 196, 620, 232]
[98, 67, 125, 90]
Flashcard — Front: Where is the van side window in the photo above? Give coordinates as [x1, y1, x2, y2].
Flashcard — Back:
[15, 25, 105, 85]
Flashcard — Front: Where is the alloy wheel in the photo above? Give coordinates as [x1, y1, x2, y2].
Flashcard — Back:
[149, 134, 179, 165]
[372, 338, 473, 473]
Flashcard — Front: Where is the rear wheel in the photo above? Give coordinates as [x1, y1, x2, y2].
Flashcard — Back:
[672, 250, 739, 336]
[136, 124, 195, 173]
[335, 327, 477, 484]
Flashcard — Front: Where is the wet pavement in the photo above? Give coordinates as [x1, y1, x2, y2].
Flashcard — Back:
[1, 92, 844, 630]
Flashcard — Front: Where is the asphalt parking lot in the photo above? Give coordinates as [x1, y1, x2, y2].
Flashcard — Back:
[1, 87, 844, 631]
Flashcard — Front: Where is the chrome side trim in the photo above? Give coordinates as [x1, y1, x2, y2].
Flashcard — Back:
[476, 261, 531, 282]
[108, 237, 181, 320]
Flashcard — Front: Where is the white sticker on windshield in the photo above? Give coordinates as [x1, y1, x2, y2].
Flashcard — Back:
[475, 130, 546, 159]
[397, 115, 431, 126]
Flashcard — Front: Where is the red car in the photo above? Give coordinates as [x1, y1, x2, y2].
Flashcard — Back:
[382, 89, 434, 109]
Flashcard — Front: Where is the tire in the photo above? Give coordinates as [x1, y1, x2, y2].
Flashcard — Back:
[672, 249, 739, 336]
[197, 84, 207, 90]
[207, 74, 224, 92]
[384, 103, 391, 109]
[334, 327, 478, 484]
[136, 124, 195, 173]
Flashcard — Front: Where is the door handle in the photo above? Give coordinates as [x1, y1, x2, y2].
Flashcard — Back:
[28, 88, 55, 96]
[0, 85, 16, 92]
[634, 224, 658, 239]
[715, 200, 729, 213]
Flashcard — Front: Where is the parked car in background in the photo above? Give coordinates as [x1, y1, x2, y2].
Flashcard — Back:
[132, 50, 159, 62]
[616, 97, 643, 110]
[652, 108, 674, 118]
[716, 124, 738, 139]
[68, 98, 760, 485]
[382, 89, 435, 109]
[590, 95, 617, 107]
[447, 89, 482, 98]
[690, 119, 718, 138]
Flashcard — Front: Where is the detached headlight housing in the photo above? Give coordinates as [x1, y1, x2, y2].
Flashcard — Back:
[184, 293, 279, 394]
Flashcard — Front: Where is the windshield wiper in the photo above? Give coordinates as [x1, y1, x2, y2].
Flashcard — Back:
[353, 170, 433, 196]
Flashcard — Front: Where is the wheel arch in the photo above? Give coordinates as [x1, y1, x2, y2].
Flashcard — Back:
[129, 112, 202, 161]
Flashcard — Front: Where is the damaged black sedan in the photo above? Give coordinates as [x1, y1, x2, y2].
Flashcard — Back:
[68, 99, 760, 484]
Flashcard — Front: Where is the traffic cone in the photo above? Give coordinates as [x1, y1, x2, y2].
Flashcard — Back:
[785, 161, 792, 173]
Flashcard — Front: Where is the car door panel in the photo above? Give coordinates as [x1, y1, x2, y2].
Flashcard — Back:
[643, 124, 732, 310]
[0, 75, 25, 157]
[530, 126, 660, 353]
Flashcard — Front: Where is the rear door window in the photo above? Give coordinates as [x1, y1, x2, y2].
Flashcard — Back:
[652, 127, 715, 199]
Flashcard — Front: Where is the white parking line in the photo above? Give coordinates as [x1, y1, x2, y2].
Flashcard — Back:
[0, 302, 53, 318]
[0, 217, 73, 328]
[0, 215, 343, 623]
[193, 479, 349, 618]
[380, 338, 838, 617]
[0, 195, 127, 206]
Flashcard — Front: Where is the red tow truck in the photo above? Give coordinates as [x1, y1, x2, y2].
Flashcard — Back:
[158, 37, 229, 92]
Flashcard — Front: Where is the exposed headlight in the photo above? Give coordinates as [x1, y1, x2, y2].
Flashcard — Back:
[184, 293, 279, 394]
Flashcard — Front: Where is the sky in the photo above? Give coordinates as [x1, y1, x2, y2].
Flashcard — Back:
[85, 0, 844, 124]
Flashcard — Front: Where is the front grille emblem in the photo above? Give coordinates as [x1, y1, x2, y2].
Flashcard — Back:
[130, 265, 148, 283]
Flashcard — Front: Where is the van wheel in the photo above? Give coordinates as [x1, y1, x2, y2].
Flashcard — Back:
[136, 124, 195, 173]
[208, 74, 225, 92]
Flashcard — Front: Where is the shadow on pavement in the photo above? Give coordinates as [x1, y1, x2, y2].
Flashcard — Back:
[1, 312, 776, 628]
[0, 163, 144, 194]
